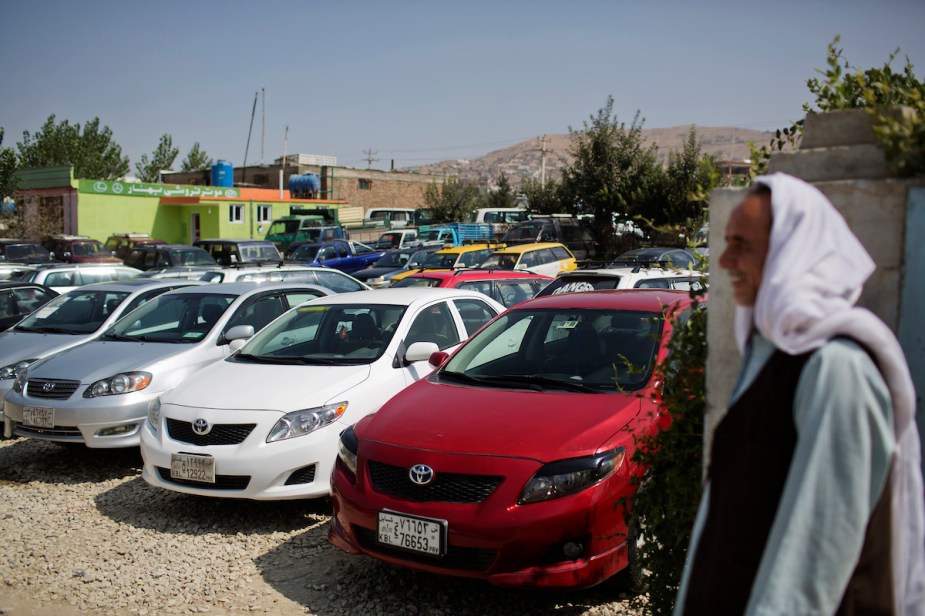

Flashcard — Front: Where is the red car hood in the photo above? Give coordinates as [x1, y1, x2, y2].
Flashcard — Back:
[359, 377, 643, 462]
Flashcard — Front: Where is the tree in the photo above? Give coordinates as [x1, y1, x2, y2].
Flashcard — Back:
[181, 142, 214, 172]
[0, 128, 18, 200]
[487, 172, 516, 208]
[135, 134, 180, 182]
[519, 176, 565, 215]
[17, 115, 129, 180]
[559, 97, 662, 259]
[422, 177, 482, 223]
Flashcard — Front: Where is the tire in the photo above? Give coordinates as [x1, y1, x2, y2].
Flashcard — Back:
[615, 519, 646, 593]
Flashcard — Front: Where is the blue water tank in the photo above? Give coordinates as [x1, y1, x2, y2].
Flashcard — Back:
[288, 173, 320, 197]
[211, 160, 234, 187]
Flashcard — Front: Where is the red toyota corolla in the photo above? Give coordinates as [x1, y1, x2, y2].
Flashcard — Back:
[329, 289, 700, 589]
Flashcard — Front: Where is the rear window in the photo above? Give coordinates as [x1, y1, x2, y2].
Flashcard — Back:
[536, 276, 621, 296]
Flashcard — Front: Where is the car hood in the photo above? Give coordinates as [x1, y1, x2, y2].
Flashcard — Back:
[0, 330, 96, 365]
[26, 340, 202, 383]
[360, 378, 642, 462]
[162, 359, 372, 412]
[353, 266, 401, 280]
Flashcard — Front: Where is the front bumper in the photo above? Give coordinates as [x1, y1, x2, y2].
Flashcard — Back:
[328, 440, 632, 589]
[140, 403, 342, 501]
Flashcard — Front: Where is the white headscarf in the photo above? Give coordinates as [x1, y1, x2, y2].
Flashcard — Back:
[733, 172, 925, 614]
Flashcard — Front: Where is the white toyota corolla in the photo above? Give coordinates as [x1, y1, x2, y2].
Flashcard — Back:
[140, 287, 505, 500]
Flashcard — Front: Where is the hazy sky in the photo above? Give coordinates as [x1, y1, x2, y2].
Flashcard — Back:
[3, 1, 924, 172]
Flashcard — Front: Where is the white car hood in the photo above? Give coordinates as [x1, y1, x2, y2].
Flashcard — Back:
[163, 359, 372, 413]
[0, 330, 97, 366]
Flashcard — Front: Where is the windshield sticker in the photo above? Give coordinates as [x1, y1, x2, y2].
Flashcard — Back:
[557, 320, 579, 330]
[298, 306, 329, 313]
[552, 282, 596, 294]
[34, 306, 59, 319]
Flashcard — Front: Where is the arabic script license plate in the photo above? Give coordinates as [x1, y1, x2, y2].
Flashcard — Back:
[377, 510, 445, 556]
[22, 406, 54, 428]
[170, 453, 215, 484]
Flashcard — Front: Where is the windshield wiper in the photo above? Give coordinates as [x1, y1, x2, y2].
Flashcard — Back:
[134, 335, 188, 344]
[235, 354, 344, 365]
[439, 370, 496, 386]
[18, 326, 81, 334]
[477, 374, 602, 393]
[101, 332, 139, 342]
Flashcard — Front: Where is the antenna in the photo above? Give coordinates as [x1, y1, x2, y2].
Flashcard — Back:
[242, 90, 259, 184]
[363, 149, 379, 169]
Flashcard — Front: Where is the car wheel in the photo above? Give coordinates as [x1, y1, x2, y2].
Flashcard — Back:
[614, 518, 646, 593]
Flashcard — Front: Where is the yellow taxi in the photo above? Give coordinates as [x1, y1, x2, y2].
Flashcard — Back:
[480, 242, 577, 277]
[388, 243, 501, 285]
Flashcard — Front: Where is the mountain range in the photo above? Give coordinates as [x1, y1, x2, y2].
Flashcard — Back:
[401, 126, 771, 189]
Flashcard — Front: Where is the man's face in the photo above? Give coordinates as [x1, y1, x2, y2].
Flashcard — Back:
[719, 191, 772, 306]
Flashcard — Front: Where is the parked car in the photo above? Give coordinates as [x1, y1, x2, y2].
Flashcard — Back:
[0, 239, 55, 264]
[0, 282, 58, 331]
[193, 239, 283, 266]
[374, 230, 419, 250]
[287, 239, 384, 274]
[388, 244, 499, 286]
[612, 247, 700, 270]
[197, 264, 371, 292]
[43, 235, 122, 264]
[0, 279, 202, 426]
[392, 269, 552, 307]
[0, 263, 36, 281]
[479, 242, 577, 278]
[105, 233, 167, 262]
[329, 289, 703, 589]
[535, 264, 706, 297]
[124, 244, 218, 271]
[502, 217, 596, 260]
[3, 282, 335, 447]
[140, 287, 505, 500]
[354, 247, 441, 289]
[13, 263, 142, 293]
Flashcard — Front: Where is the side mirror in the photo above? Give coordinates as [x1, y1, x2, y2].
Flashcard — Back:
[224, 324, 255, 345]
[405, 341, 439, 363]
[428, 351, 449, 367]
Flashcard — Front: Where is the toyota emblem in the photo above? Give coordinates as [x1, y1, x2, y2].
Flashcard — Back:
[409, 464, 435, 485]
[42, 382, 55, 392]
[192, 418, 211, 435]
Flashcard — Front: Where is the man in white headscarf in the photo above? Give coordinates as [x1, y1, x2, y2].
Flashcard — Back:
[674, 173, 925, 615]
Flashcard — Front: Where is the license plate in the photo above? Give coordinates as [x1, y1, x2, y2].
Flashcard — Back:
[170, 453, 215, 483]
[377, 510, 445, 556]
[23, 406, 54, 428]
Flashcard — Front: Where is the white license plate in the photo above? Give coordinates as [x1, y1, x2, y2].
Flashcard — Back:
[170, 453, 215, 483]
[23, 406, 54, 428]
[377, 510, 445, 556]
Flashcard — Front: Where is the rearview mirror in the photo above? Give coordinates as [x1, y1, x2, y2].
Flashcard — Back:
[428, 351, 449, 367]
[405, 341, 439, 363]
[224, 324, 255, 345]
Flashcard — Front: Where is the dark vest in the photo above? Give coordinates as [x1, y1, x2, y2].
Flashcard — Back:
[682, 345, 893, 615]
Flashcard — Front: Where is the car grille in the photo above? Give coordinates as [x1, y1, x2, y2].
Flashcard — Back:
[155, 466, 250, 490]
[166, 418, 256, 446]
[14, 424, 83, 439]
[353, 526, 496, 571]
[284, 464, 316, 485]
[367, 461, 502, 503]
[25, 379, 80, 400]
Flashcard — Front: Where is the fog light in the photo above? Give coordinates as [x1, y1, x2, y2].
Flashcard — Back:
[96, 424, 136, 437]
[563, 542, 584, 559]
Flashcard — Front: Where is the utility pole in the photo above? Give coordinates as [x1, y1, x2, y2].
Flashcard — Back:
[363, 149, 379, 170]
[260, 87, 265, 166]
[540, 134, 548, 188]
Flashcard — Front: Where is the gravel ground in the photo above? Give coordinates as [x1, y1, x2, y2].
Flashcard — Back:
[0, 437, 645, 615]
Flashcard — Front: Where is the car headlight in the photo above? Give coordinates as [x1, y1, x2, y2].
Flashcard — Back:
[11, 366, 29, 394]
[266, 401, 347, 443]
[147, 397, 161, 433]
[337, 425, 359, 476]
[1, 359, 35, 381]
[518, 448, 625, 505]
[83, 372, 153, 398]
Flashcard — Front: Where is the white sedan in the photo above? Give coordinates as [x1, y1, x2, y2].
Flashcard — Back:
[140, 287, 505, 500]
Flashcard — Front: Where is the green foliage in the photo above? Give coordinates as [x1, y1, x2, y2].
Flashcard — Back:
[751, 36, 925, 177]
[560, 97, 662, 259]
[0, 128, 18, 199]
[626, 288, 707, 614]
[422, 177, 482, 223]
[487, 172, 516, 208]
[17, 115, 129, 180]
[180, 142, 214, 172]
[519, 176, 565, 215]
[135, 134, 180, 182]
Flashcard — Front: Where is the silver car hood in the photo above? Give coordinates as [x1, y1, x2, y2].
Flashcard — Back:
[25, 339, 210, 384]
[0, 330, 99, 366]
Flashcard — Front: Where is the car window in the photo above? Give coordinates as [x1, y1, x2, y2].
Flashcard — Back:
[17, 290, 131, 333]
[456, 281, 491, 296]
[283, 290, 326, 308]
[452, 298, 498, 337]
[551, 246, 572, 261]
[44, 271, 75, 287]
[537, 276, 621, 296]
[0, 290, 15, 318]
[115, 293, 235, 342]
[665, 251, 693, 268]
[465, 315, 532, 369]
[495, 281, 534, 307]
[392, 277, 441, 288]
[78, 269, 116, 285]
[405, 301, 460, 350]
[519, 251, 540, 268]
[635, 278, 671, 289]
[12, 287, 54, 314]
[311, 270, 366, 292]
[225, 294, 284, 334]
[670, 277, 706, 292]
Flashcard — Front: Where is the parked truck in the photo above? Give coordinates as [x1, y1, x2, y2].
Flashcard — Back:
[264, 206, 356, 252]
[417, 222, 494, 247]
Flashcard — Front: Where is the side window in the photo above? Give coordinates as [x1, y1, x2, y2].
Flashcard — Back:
[496, 281, 533, 307]
[452, 298, 498, 337]
[551, 246, 572, 261]
[536, 249, 556, 264]
[45, 271, 75, 287]
[336, 244, 349, 258]
[143, 252, 157, 268]
[520, 251, 540, 268]
[226, 294, 284, 334]
[456, 251, 481, 268]
[456, 281, 492, 297]
[313, 270, 364, 293]
[405, 302, 460, 349]
[666, 251, 692, 268]
[12, 287, 52, 314]
[78, 270, 115, 285]
[283, 290, 325, 309]
[635, 278, 671, 289]
[0, 290, 15, 318]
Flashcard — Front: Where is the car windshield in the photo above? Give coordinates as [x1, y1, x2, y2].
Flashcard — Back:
[102, 292, 235, 343]
[234, 303, 405, 364]
[72, 242, 106, 256]
[420, 253, 457, 268]
[239, 245, 280, 262]
[372, 251, 410, 268]
[440, 308, 664, 392]
[480, 254, 518, 270]
[418, 229, 449, 243]
[15, 290, 131, 334]
[504, 224, 542, 241]
[392, 277, 441, 288]
[172, 249, 216, 266]
[290, 245, 321, 261]
[267, 220, 300, 235]
[6, 244, 51, 260]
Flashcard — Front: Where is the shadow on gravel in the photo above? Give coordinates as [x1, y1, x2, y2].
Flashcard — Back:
[94, 476, 332, 537]
[256, 530, 642, 616]
[0, 437, 143, 485]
